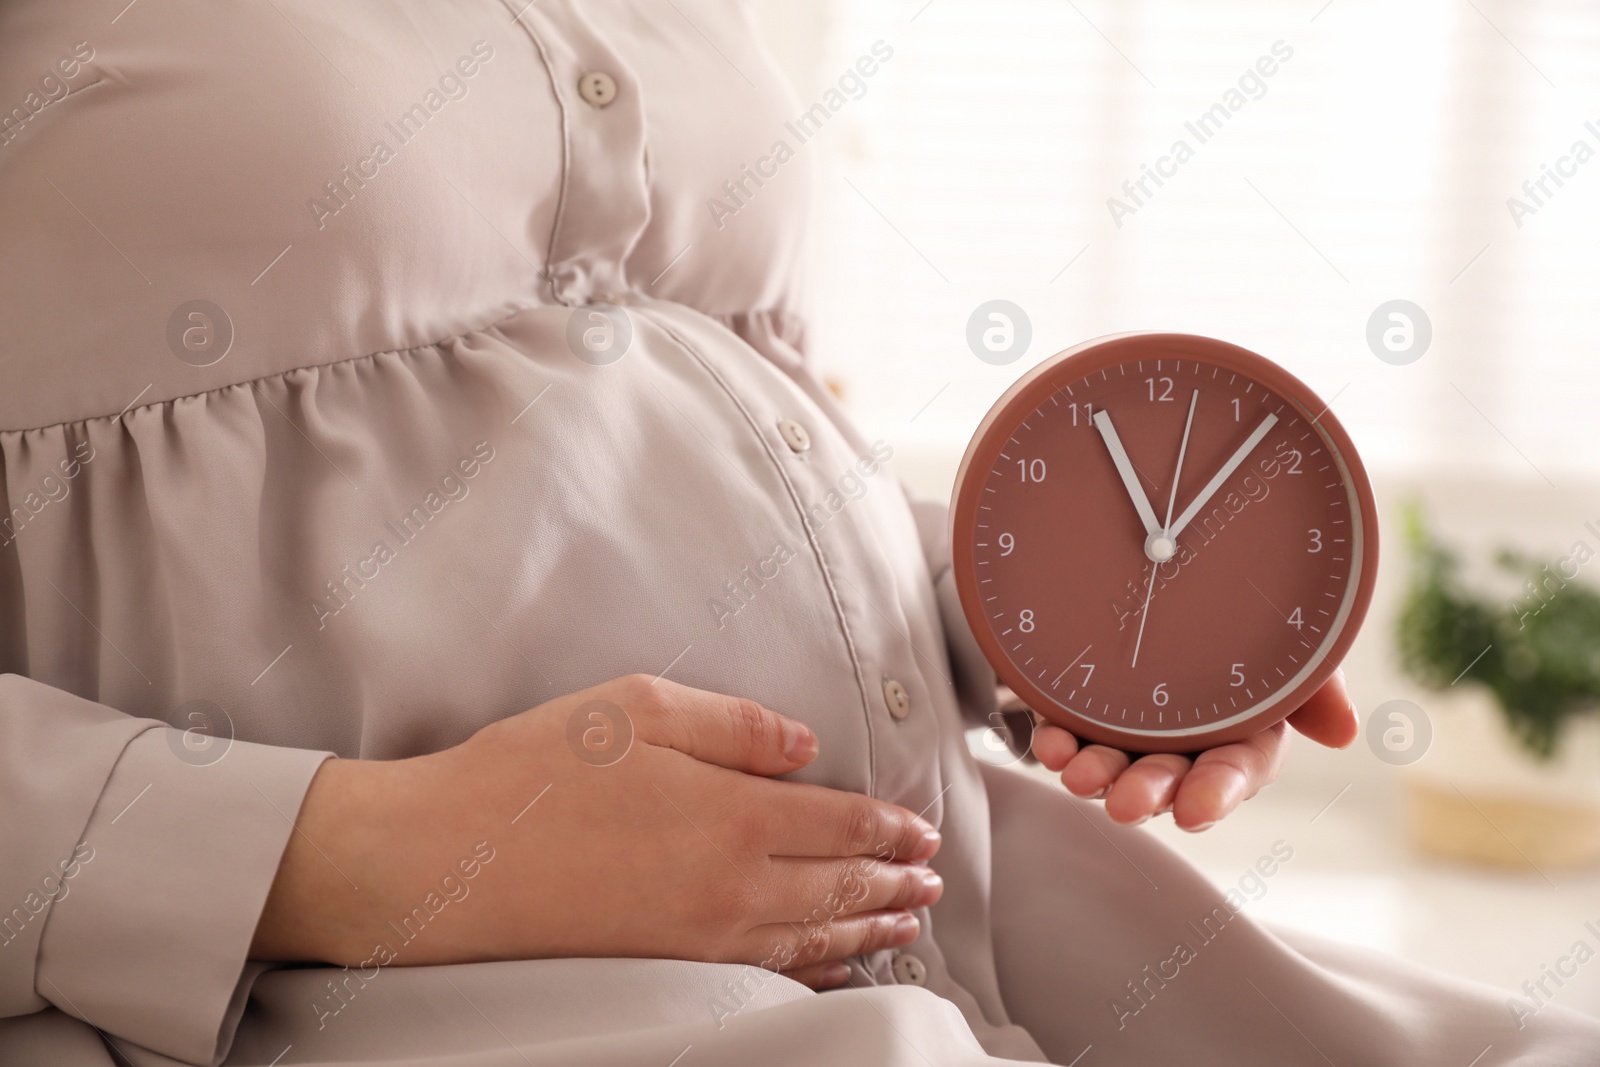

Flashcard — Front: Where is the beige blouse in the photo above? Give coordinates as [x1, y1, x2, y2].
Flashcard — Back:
[2, 2, 1597, 1065]
[0, 0, 1029, 1060]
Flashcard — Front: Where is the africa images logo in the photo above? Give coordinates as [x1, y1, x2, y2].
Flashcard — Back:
[306, 42, 495, 231]
[704, 40, 895, 230]
[1106, 41, 1294, 228]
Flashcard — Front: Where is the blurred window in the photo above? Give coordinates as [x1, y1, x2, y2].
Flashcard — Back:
[798, 0, 1600, 482]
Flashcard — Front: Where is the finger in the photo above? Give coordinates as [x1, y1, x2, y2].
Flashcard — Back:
[746, 910, 920, 972]
[1171, 721, 1289, 831]
[619, 675, 818, 776]
[1059, 744, 1131, 799]
[764, 857, 942, 922]
[1287, 669, 1359, 749]
[750, 778, 941, 863]
[1031, 724, 1079, 772]
[1102, 753, 1192, 824]
[782, 961, 854, 990]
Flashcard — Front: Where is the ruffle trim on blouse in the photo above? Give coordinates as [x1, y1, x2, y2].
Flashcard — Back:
[2, 303, 810, 440]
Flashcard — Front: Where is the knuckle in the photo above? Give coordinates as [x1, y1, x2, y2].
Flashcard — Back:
[838, 802, 879, 857]
[892, 864, 922, 909]
[726, 696, 773, 755]
[860, 912, 899, 955]
[725, 802, 768, 851]
[792, 916, 835, 967]
[846, 857, 881, 908]
[884, 816, 919, 864]
[699, 873, 760, 926]
[615, 674, 664, 713]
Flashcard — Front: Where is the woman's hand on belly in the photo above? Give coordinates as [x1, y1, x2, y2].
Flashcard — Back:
[1030, 670, 1360, 832]
[249, 676, 943, 989]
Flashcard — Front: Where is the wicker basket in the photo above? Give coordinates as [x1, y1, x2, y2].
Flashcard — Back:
[1402, 689, 1600, 870]
[1404, 779, 1600, 870]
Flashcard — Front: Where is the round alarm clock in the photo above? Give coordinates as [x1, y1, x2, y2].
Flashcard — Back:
[950, 333, 1378, 753]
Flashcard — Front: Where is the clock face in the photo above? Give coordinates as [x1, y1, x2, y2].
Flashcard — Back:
[951, 333, 1378, 753]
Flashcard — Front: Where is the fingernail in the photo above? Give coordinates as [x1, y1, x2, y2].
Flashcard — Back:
[1130, 814, 1152, 826]
[782, 718, 817, 763]
[912, 828, 941, 861]
[914, 871, 944, 908]
[892, 913, 920, 946]
[1182, 821, 1215, 834]
[820, 962, 851, 988]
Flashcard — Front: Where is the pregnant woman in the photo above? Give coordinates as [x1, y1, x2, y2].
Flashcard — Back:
[1, 2, 1594, 1064]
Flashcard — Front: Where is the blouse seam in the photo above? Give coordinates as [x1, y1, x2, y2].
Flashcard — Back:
[1, 303, 550, 436]
[641, 305, 879, 796]
[506, 1, 572, 306]
[5, 303, 808, 436]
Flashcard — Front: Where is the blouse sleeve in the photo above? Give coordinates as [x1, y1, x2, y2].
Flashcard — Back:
[904, 495, 1038, 760]
[906, 497, 1008, 730]
[1, 673, 331, 1065]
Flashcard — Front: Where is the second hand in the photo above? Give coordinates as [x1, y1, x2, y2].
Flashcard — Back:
[1131, 389, 1200, 670]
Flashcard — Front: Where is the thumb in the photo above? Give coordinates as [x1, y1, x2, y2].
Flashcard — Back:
[1286, 669, 1359, 749]
[618, 675, 819, 776]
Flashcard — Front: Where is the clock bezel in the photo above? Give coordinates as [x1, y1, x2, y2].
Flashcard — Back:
[950, 332, 1380, 753]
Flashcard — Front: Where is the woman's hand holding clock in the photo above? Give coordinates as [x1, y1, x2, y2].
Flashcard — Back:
[1031, 672, 1358, 830]
[952, 335, 1378, 832]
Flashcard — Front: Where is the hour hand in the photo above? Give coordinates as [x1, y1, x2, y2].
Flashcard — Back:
[1092, 410, 1161, 537]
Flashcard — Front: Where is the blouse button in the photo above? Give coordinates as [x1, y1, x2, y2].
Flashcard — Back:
[578, 71, 618, 108]
[777, 418, 811, 453]
[892, 953, 928, 986]
[883, 678, 911, 720]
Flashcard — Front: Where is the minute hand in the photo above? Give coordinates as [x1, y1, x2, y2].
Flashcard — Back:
[1166, 413, 1279, 539]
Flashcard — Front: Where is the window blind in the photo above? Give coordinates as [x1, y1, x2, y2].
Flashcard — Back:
[797, 0, 1600, 485]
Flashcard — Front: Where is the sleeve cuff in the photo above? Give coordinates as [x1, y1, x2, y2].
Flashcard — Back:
[0, 675, 154, 1017]
[35, 726, 332, 1065]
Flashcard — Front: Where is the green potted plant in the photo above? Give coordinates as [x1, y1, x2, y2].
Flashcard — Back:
[1395, 505, 1600, 868]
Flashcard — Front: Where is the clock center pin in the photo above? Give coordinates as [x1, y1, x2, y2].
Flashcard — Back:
[1144, 533, 1176, 563]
